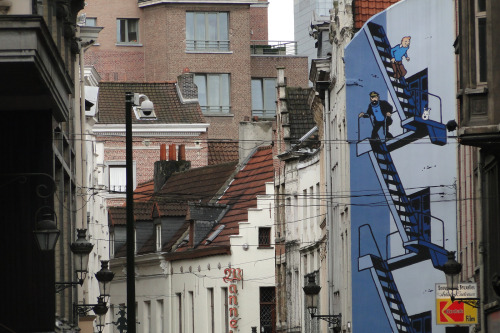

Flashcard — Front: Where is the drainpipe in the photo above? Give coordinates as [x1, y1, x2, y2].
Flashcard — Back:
[324, 89, 334, 315]
[79, 39, 96, 230]
[478, 149, 485, 332]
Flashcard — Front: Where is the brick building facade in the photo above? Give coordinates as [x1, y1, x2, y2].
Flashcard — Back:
[81, 0, 308, 141]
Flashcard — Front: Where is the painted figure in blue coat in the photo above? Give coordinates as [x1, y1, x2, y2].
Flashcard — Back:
[391, 36, 411, 79]
[359, 91, 394, 139]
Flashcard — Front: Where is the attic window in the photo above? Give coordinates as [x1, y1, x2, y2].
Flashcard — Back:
[205, 225, 224, 245]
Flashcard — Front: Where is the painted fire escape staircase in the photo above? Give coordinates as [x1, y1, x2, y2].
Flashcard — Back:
[356, 22, 451, 333]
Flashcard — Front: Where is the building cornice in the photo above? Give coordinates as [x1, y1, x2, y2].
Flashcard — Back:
[92, 123, 209, 137]
[139, 0, 263, 7]
[162, 246, 231, 261]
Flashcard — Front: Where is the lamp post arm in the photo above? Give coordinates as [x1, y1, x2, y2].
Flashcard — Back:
[452, 298, 480, 309]
[55, 281, 83, 293]
[310, 313, 342, 327]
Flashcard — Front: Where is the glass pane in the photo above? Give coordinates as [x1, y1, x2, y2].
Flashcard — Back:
[251, 79, 264, 111]
[128, 20, 138, 42]
[477, 0, 486, 12]
[219, 13, 229, 40]
[195, 13, 206, 41]
[263, 78, 276, 112]
[118, 20, 126, 42]
[194, 75, 207, 108]
[478, 17, 487, 82]
[220, 74, 230, 112]
[186, 12, 194, 40]
[86, 18, 97, 27]
[207, 74, 221, 109]
[207, 13, 217, 41]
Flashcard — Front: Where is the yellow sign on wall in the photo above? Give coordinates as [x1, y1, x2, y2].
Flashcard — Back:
[436, 283, 478, 325]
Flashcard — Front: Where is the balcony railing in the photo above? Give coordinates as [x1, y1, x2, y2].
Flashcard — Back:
[252, 109, 276, 119]
[186, 40, 230, 52]
[250, 40, 297, 56]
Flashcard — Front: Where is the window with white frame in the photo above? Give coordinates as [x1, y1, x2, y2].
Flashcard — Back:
[207, 288, 214, 333]
[109, 165, 126, 192]
[186, 12, 229, 51]
[106, 161, 136, 194]
[194, 73, 230, 114]
[251, 78, 276, 119]
[144, 301, 151, 333]
[475, 0, 487, 83]
[157, 299, 164, 332]
[117, 18, 139, 44]
[85, 17, 97, 26]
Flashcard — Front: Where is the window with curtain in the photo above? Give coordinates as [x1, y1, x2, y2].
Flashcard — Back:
[194, 73, 231, 113]
[117, 18, 139, 44]
[109, 165, 126, 192]
[186, 12, 229, 51]
[251, 78, 276, 119]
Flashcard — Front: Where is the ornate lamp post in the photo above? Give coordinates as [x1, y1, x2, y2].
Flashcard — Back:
[303, 274, 342, 332]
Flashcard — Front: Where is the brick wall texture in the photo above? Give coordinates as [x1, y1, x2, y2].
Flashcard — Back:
[98, 135, 209, 187]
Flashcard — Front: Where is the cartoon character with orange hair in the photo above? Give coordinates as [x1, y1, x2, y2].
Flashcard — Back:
[390, 36, 411, 79]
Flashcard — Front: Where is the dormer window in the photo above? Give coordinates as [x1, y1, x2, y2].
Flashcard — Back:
[110, 231, 115, 258]
[134, 228, 137, 254]
[156, 224, 162, 251]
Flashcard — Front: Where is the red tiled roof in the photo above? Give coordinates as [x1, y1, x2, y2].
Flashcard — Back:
[108, 206, 126, 226]
[354, 0, 401, 29]
[156, 161, 239, 204]
[196, 145, 274, 249]
[97, 82, 206, 124]
[208, 141, 239, 165]
[108, 201, 153, 225]
[133, 180, 155, 202]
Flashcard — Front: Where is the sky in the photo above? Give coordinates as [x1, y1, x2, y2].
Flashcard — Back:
[268, 0, 294, 41]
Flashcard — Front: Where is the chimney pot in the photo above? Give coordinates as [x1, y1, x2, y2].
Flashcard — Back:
[160, 144, 167, 161]
[169, 144, 176, 161]
[179, 144, 186, 161]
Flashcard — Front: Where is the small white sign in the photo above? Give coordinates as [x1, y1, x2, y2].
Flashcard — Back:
[436, 283, 477, 299]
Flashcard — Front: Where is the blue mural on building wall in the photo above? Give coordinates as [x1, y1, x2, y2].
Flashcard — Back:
[346, 0, 456, 332]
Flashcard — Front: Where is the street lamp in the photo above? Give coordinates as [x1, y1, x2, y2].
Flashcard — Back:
[442, 251, 480, 308]
[74, 296, 109, 333]
[56, 229, 94, 292]
[72, 229, 95, 283]
[303, 274, 342, 332]
[443, 251, 462, 301]
[95, 260, 115, 303]
[74, 260, 115, 332]
[33, 207, 60, 251]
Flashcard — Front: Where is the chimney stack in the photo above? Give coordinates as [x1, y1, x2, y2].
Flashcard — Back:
[154, 144, 191, 193]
